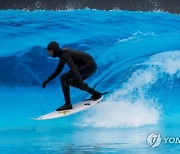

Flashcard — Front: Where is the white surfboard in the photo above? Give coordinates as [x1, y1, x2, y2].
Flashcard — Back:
[32, 96, 103, 120]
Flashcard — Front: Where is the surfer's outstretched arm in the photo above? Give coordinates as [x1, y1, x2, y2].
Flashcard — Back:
[47, 60, 65, 82]
[43, 60, 65, 88]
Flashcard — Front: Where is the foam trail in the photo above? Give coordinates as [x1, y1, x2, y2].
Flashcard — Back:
[76, 51, 180, 128]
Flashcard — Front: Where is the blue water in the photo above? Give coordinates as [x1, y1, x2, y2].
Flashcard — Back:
[0, 9, 180, 153]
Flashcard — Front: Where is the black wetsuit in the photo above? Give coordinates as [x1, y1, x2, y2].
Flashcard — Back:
[46, 48, 101, 106]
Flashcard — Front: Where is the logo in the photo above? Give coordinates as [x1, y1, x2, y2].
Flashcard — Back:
[147, 132, 180, 148]
[147, 132, 161, 148]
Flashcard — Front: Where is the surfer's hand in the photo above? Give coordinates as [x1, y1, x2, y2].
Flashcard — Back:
[42, 80, 48, 88]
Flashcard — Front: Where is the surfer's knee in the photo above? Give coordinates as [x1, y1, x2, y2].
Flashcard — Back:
[70, 80, 81, 88]
[61, 74, 72, 86]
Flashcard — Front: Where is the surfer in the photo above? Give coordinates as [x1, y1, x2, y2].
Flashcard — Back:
[42, 41, 102, 111]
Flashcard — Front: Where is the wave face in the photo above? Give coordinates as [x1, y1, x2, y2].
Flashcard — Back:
[0, 10, 180, 130]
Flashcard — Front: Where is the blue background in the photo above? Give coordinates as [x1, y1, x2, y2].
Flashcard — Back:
[0, 9, 180, 153]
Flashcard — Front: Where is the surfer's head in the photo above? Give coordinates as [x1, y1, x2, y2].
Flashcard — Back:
[47, 41, 61, 58]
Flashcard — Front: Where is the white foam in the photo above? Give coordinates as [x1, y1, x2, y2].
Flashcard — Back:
[144, 51, 180, 76]
[75, 51, 180, 128]
[77, 98, 159, 128]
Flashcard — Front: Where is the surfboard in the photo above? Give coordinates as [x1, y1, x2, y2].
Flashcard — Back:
[32, 96, 103, 120]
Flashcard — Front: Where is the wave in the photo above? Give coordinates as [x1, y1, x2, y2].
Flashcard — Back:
[0, 50, 179, 128]
[75, 51, 180, 128]
[0, 10, 179, 129]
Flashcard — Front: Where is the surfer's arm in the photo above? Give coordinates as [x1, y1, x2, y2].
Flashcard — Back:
[47, 60, 65, 82]
[63, 53, 83, 83]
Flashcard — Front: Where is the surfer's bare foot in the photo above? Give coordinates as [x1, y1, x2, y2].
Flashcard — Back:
[56, 104, 72, 111]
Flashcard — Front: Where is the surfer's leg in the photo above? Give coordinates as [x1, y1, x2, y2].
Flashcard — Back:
[60, 63, 102, 107]
[70, 79, 101, 96]
[70, 80, 102, 100]
[56, 73, 73, 111]
[79, 64, 102, 98]
[59, 70, 90, 106]
[69, 64, 102, 100]
[60, 73, 71, 104]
